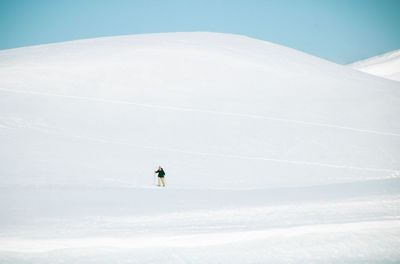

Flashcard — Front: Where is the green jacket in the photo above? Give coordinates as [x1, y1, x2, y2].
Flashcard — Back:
[155, 168, 165, 177]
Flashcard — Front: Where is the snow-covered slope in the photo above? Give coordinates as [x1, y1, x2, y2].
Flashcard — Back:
[1, 33, 400, 263]
[0, 32, 399, 189]
[349, 49, 400, 82]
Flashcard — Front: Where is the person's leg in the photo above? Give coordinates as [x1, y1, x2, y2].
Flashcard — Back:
[157, 177, 161, 186]
[161, 177, 165, 187]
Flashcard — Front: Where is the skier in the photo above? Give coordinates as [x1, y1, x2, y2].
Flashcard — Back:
[155, 166, 166, 187]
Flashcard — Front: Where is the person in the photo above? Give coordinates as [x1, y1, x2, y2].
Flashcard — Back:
[155, 166, 166, 187]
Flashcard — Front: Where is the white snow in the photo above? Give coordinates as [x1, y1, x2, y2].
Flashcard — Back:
[349, 49, 400, 82]
[0, 32, 399, 263]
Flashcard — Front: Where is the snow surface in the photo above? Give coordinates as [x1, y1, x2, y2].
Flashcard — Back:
[0, 32, 400, 263]
[349, 49, 400, 82]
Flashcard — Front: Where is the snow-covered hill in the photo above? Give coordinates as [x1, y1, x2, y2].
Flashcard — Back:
[0, 32, 399, 189]
[349, 49, 400, 82]
[1, 33, 400, 263]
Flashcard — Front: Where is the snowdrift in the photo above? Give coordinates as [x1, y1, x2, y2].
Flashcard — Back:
[0, 32, 399, 189]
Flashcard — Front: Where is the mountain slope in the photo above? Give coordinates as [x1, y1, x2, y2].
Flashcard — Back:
[0, 32, 399, 189]
[349, 49, 400, 81]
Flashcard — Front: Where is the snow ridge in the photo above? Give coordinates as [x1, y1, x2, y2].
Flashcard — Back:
[349, 49, 400, 81]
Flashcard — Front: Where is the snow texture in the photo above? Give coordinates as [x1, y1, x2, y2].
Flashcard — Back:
[0, 32, 399, 263]
[349, 49, 400, 82]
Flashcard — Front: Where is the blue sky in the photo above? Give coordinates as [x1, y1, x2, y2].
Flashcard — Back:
[0, 0, 399, 64]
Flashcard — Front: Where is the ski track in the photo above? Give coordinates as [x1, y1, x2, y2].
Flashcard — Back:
[2, 87, 399, 173]
[25, 125, 399, 173]
[1, 87, 399, 137]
